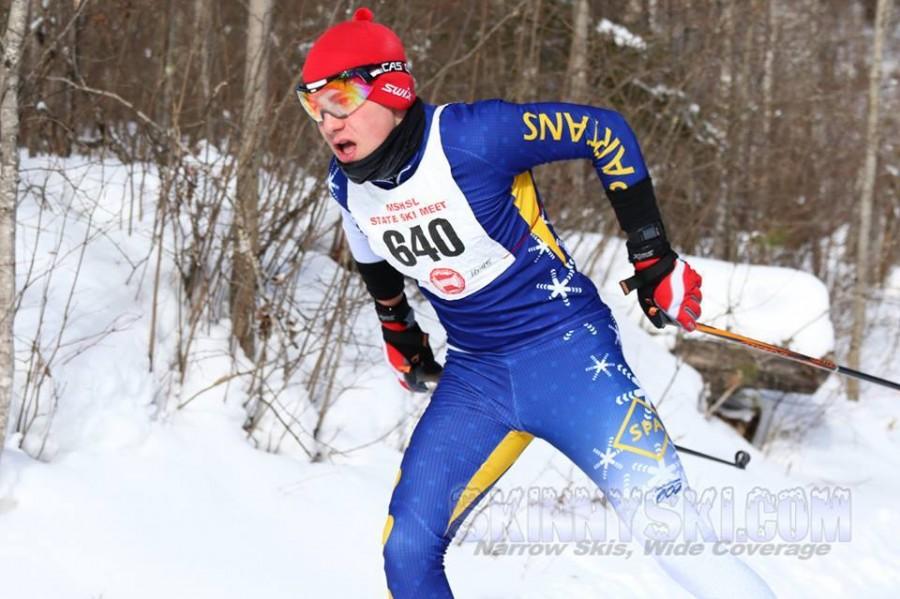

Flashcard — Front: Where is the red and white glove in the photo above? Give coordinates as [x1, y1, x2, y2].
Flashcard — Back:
[620, 252, 703, 332]
[376, 297, 443, 392]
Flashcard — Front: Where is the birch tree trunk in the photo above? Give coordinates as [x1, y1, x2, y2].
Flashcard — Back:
[231, 0, 273, 360]
[512, 0, 542, 103]
[194, 0, 213, 142]
[159, 0, 180, 132]
[565, 0, 590, 198]
[848, 0, 892, 401]
[759, 0, 779, 204]
[0, 0, 29, 460]
[714, 2, 737, 261]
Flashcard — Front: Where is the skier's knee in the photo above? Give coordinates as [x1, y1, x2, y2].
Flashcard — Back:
[382, 510, 447, 586]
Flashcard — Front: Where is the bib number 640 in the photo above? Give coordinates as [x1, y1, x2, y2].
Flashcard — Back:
[383, 218, 465, 267]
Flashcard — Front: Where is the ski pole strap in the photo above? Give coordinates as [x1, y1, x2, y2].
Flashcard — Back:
[619, 251, 678, 295]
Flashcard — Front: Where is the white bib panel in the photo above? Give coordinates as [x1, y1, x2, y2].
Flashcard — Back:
[346, 106, 514, 300]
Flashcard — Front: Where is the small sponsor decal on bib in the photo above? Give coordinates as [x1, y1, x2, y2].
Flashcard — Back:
[430, 268, 466, 295]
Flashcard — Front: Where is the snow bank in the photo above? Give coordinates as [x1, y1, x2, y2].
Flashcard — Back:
[565, 232, 834, 357]
[1, 156, 898, 598]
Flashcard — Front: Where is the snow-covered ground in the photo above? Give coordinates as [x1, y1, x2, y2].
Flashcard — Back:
[0, 155, 898, 598]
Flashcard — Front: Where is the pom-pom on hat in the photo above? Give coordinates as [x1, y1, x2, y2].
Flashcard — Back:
[302, 7, 416, 111]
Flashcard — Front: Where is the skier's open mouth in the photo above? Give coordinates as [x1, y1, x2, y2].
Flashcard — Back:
[335, 140, 357, 162]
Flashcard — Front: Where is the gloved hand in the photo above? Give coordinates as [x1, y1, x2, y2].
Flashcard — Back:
[619, 251, 703, 332]
[376, 296, 443, 392]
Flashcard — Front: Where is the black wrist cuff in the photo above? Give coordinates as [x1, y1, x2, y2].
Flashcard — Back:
[607, 177, 672, 262]
[626, 222, 672, 262]
[356, 260, 405, 300]
[375, 295, 414, 325]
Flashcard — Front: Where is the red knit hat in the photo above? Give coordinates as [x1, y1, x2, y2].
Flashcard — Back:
[302, 8, 416, 111]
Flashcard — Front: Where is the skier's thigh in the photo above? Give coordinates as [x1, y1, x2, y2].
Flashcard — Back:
[514, 325, 686, 502]
[382, 375, 532, 563]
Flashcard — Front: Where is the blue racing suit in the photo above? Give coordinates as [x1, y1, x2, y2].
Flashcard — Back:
[329, 100, 773, 598]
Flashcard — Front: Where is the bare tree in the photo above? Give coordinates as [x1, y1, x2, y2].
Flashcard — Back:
[759, 0, 779, 204]
[194, 0, 214, 143]
[713, 1, 737, 262]
[848, 0, 893, 401]
[231, 0, 273, 360]
[511, 0, 543, 103]
[0, 0, 29, 461]
[564, 0, 590, 198]
[0, 0, 895, 452]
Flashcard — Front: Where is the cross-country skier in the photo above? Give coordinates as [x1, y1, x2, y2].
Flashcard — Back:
[298, 8, 774, 598]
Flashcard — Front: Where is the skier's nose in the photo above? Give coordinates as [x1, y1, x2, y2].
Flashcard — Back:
[320, 112, 345, 135]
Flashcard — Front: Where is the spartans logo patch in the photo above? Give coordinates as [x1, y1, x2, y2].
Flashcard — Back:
[612, 395, 669, 461]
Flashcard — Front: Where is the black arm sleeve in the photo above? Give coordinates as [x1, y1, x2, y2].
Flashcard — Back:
[355, 260, 405, 301]
[607, 177, 672, 262]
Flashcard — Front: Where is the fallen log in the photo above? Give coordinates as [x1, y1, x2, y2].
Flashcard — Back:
[674, 335, 832, 398]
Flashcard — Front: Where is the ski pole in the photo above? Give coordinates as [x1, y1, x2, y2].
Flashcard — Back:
[693, 322, 900, 393]
[618, 274, 900, 393]
[675, 444, 751, 470]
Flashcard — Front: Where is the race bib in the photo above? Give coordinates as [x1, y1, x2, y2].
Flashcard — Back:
[346, 106, 514, 300]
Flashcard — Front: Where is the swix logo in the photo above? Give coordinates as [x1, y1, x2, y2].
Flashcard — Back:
[380, 61, 406, 73]
[383, 83, 413, 100]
